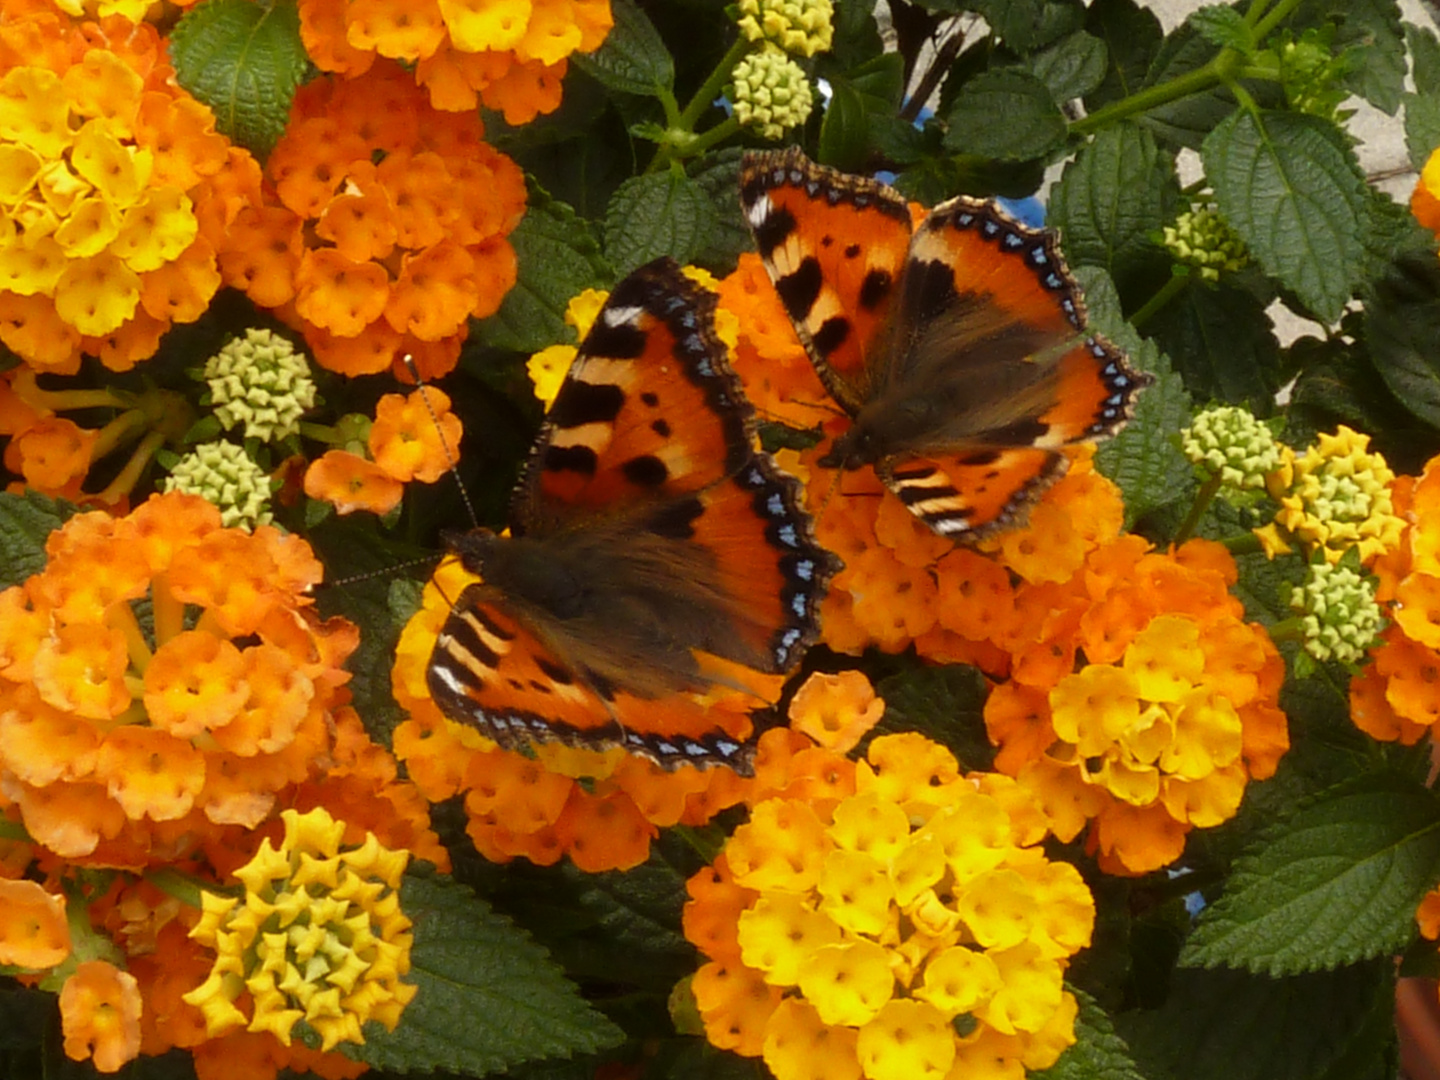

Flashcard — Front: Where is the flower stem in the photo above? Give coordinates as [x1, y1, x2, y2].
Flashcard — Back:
[678, 36, 750, 132]
[145, 867, 210, 908]
[1129, 270, 1190, 330]
[1173, 472, 1225, 546]
[90, 409, 150, 462]
[1069, 51, 1240, 136]
[94, 429, 166, 506]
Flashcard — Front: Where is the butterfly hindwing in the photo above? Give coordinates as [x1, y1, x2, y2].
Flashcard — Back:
[427, 257, 838, 772]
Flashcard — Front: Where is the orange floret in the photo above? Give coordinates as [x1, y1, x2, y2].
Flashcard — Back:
[0, 878, 70, 968]
[60, 961, 143, 1073]
[368, 387, 462, 484]
[304, 450, 406, 515]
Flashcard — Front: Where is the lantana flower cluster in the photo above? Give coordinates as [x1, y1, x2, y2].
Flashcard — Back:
[184, 807, 416, 1054]
[219, 62, 525, 381]
[295, 0, 612, 121]
[0, 11, 246, 374]
[684, 733, 1094, 1080]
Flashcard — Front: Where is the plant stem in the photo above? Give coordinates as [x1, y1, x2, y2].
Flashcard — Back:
[1129, 271, 1190, 330]
[95, 429, 166, 505]
[145, 867, 210, 908]
[90, 408, 150, 461]
[683, 115, 743, 158]
[1173, 472, 1225, 546]
[1069, 53, 1239, 136]
[1250, 0, 1306, 40]
[678, 36, 750, 132]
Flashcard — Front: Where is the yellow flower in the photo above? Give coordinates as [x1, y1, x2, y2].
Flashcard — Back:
[1269, 426, 1403, 565]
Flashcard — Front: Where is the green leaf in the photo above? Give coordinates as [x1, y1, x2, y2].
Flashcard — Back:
[942, 69, 1068, 161]
[1034, 990, 1145, 1080]
[966, 0, 1085, 52]
[1074, 268, 1194, 527]
[353, 868, 624, 1073]
[1024, 30, 1109, 102]
[1364, 252, 1440, 430]
[1201, 111, 1368, 323]
[0, 491, 73, 589]
[1189, 5, 1254, 52]
[1119, 961, 1395, 1080]
[1049, 122, 1177, 275]
[1181, 772, 1440, 974]
[1403, 92, 1440, 171]
[1408, 21, 1440, 95]
[1336, 0, 1406, 115]
[1084, 0, 1164, 110]
[1146, 280, 1282, 413]
[818, 77, 870, 172]
[603, 171, 720, 279]
[687, 149, 752, 272]
[571, 0, 673, 96]
[474, 186, 609, 354]
[168, 0, 308, 160]
[873, 664, 993, 771]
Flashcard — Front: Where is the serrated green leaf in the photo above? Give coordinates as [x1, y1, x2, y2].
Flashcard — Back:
[1049, 122, 1177, 274]
[1119, 962, 1394, 1080]
[353, 868, 624, 1073]
[1084, 0, 1164, 110]
[1336, 0, 1405, 115]
[474, 188, 609, 354]
[966, 0, 1085, 52]
[1181, 772, 1440, 974]
[1364, 252, 1440, 429]
[874, 664, 992, 771]
[603, 171, 719, 278]
[943, 69, 1067, 161]
[571, 0, 673, 96]
[168, 0, 308, 160]
[1025, 30, 1109, 102]
[1147, 280, 1282, 413]
[1074, 268, 1194, 527]
[1138, 24, 1233, 150]
[1189, 5, 1254, 52]
[1202, 111, 1368, 323]
[1033, 989, 1145, 1080]
[0, 491, 73, 589]
[1409, 21, 1440, 95]
[1404, 92, 1440, 171]
[687, 149, 751, 272]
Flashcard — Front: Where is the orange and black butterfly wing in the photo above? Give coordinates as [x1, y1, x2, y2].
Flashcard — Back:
[740, 147, 914, 415]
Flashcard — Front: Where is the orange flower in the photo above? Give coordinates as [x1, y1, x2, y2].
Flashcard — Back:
[60, 960, 143, 1073]
[369, 387, 462, 483]
[303, 450, 405, 515]
[0, 878, 70, 968]
[788, 671, 885, 754]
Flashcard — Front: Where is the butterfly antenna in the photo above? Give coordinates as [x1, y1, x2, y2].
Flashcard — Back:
[327, 554, 443, 589]
[401, 353, 481, 530]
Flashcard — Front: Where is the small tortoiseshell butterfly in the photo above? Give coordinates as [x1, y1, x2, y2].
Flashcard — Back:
[425, 258, 838, 773]
[740, 147, 1152, 541]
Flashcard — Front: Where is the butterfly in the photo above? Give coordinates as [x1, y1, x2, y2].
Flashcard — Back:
[740, 147, 1152, 541]
[425, 258, 839, 773]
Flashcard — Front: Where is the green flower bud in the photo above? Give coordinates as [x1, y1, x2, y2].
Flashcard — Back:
[731, 48, 815, 141]
[1181, 405, 1282, 493]
[736, 0, 834, 57]
[1291, 561, 1383, 665]
[165, 441, 274, 530]
[205, 329, 317, 443]
[1162, 208, 1249, 282]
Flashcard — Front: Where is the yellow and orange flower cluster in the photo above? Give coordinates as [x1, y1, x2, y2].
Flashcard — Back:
[0, 9, 250, 374]
[184, 807, 416, 1054]
[1351, 452, 1440, 743]
[296, 0, 612, 121]
[685, 733, 1094, 1080]
[218, 62, 525, 381]
[0, 492, 358, 865]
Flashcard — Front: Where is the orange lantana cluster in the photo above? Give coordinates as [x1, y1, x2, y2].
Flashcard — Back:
[219, 62, 525, 381]
[296, 0, 612, 121]
[0, 9, 253, 374]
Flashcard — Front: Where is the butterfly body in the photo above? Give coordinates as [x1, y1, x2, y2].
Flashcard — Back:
[742, 148, 1152, 540]
[426, 259, 838, 771]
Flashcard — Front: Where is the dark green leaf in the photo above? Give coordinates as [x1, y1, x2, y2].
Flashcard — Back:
[1120, 962, 1394, 1080]
[1181, 772, 1440, 974]
[168, 0, 308, 160]
[353, 868, 624, 1073]
[1074, 268, 1194, 527]
[474, 186, 609, 354]
[943, 69, 1067, 161]
[1408, 21, 1440, 95]
[1403, 92, 1440, 171]
[1025, 30, 1109, 102]
[1137, 24, 1232, 150]
[818, 77, 870, 171]
[1364, 252, 1440, 429]
[1034, 989, 1145, 1080]
[1201, 111, 1368, 323]
[687, 149, 752, 272]
[1189, 5, 1254, 52]
[1049, 122, 1177, 275]
[644, 1037, 769, 1080]
[874, 664, 992, 771]
[1336, 0, 1406, 115]
[1084, 0, 1164, 110]
[1146, 280, 1282, 413]
[603, 171, 719, 278]
[0, 491, 72, 589]
[571, 0, 673, 96]
[967, 0, 1086, 52]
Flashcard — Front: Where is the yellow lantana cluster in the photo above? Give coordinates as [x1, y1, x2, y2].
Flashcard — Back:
[685, 734, 1094, 1080]
[184, 807, 416, 1052]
